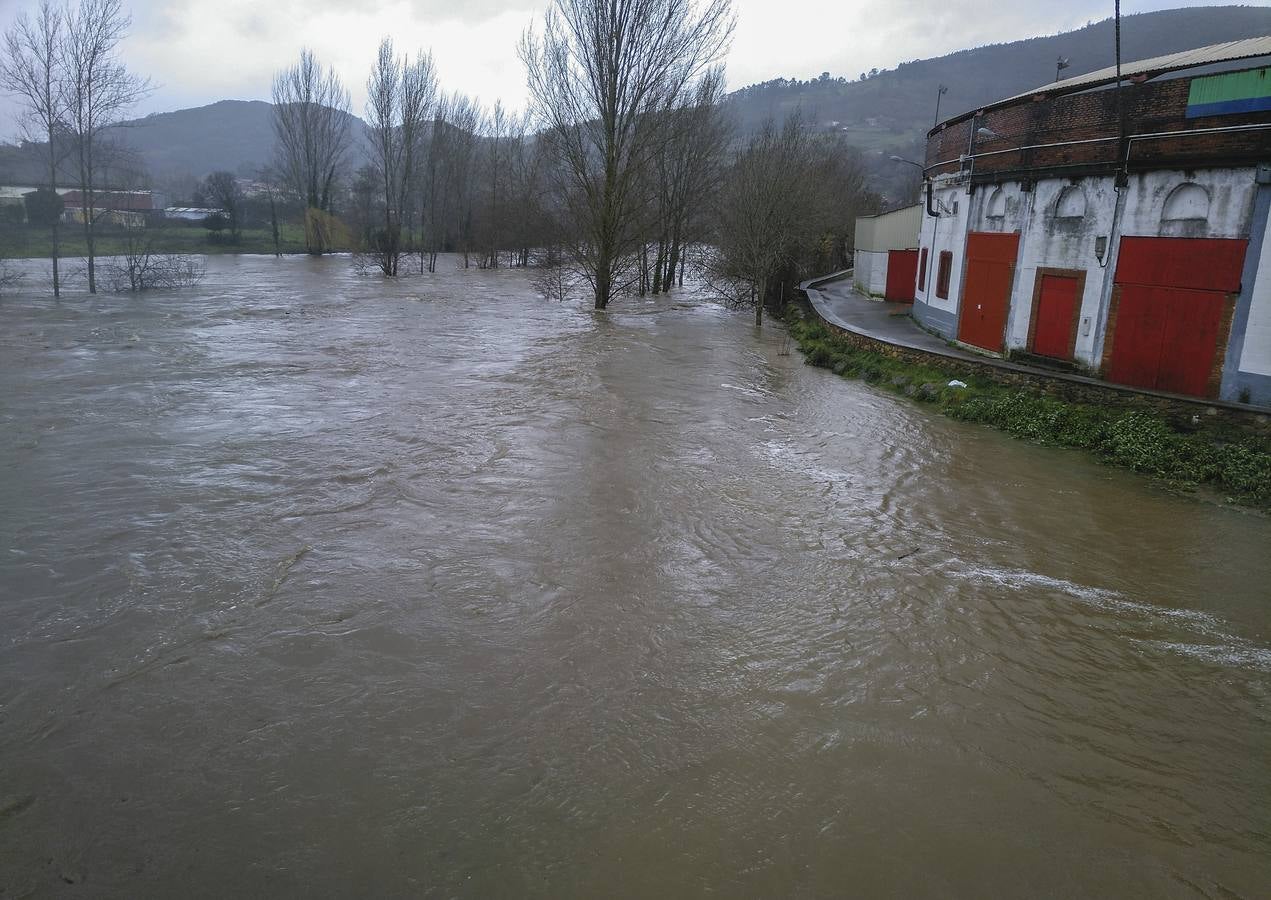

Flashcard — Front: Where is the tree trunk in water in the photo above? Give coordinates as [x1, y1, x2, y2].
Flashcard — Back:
[50, 222, 60, 298]
[83, 210, 95, 294]
[652, 241, 665, 294]
[269, 197, 281, 257]
[594, 259, 611, 310]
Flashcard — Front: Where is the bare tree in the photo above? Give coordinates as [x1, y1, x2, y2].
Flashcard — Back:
[0, 261, 26, 297]
[61, 0, 150, 294]
[1, 1, 67, 297]
[272, 49, 352, 255]
[709, 113, 822, 325]
[363, 38, 437, 275]
[423, 93, 481, 269]
[100, 227, 205, 291]
[651, 68, 729, 295]
[200, 171, 244, 242]
[521, 0, 734, 309]
[256, 165, 285, 256]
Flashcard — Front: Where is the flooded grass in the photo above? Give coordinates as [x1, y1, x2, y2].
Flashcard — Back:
[784, 309, 1271, 506]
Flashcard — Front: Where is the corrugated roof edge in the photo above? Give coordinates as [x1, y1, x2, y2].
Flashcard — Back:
[856, 202, 922, 219]
[927, 35, 1271, 136]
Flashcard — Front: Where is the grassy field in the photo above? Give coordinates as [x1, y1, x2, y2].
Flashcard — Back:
[0, 223, 319, 258]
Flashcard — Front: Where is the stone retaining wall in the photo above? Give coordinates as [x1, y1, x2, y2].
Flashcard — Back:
[799, 292, 1271, 435]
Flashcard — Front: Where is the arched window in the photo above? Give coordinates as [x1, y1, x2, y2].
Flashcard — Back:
[1054, 185, 1086, 219]
[986, 188, 1006, 219]
[1162, 183, 1210, 222]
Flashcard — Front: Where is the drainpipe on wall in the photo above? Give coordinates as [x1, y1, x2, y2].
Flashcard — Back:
[1091, 183, 1130, 367]
[1114, 0, 1129, 187]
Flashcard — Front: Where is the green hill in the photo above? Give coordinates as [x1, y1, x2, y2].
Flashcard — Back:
[723, 5, 1271, 204]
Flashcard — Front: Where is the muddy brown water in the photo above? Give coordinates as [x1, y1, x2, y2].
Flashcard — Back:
[1, 255, 1269, 897]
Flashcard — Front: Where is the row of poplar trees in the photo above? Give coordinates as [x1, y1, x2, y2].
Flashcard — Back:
[274, 0, 875, 315]
[1, 0, 150, 297]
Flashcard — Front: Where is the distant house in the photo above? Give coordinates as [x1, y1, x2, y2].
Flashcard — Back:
[60, 189, 155, 227]
[0, 185, 40, 222]
[854, 204, 921, 300]
[164, 207, 222, 221]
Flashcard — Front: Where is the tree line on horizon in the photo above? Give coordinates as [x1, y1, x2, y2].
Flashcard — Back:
[3, 0, 882, 315]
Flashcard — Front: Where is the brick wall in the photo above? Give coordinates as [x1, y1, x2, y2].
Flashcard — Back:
[926, 71, 1271, 181]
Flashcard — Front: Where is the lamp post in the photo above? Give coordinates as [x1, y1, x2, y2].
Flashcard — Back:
[1055, 56, 1070, 82]
[889, 155, 928, 210]
[933, 84, 948, 126]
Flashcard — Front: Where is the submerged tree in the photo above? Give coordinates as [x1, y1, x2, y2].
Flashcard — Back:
[709, 112, 874, 325]
[272, 49, 352, 254]
[521, 0, 734, 309]
[1, 0, 68, 297]
[200, 171, 244, 243]
[647, 68, 730, 296]
[363, 38, 437, 275]
[61, 0, 150, 294]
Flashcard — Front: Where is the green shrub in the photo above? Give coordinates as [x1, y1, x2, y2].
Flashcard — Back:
[1215, 441, 1271, 501]
[783, 307, 1270, 506]
[1101, 413, 1177, 474]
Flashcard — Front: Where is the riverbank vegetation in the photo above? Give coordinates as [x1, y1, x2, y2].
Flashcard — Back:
[785, 310, 1271, 507]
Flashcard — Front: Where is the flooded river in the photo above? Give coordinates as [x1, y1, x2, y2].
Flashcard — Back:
[1, 255, 1269, 897]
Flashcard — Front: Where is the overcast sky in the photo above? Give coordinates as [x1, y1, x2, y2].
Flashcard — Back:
[0, 0, 1261, 138]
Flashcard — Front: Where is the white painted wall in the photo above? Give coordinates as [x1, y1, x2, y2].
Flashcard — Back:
[1118, 167, 1258, 239]
[914, 181, 971, 322]
[981, 176, 1120, 365]
[854, 249, 888, 296]
[1242, 200, 1271, 377]
[965, 168, 1259, 368]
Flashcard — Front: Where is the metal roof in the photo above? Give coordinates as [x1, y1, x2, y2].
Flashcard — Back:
[933, 35, 1271, 131]
[1005, 36, 1271, 103]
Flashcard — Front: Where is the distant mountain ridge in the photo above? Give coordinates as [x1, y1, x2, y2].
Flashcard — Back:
[2, 6, 1269, 187]
[724, 5, 1271, 152]
[104, 99, 369, 179]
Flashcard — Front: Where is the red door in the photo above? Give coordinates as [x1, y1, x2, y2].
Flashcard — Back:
[1108, 237, 1246, 398]
[957, 232, 1020, 352]
[1107, 286, 1224, 396]
[1032, 274, 1080, 359]
[885, 249, 918, 301]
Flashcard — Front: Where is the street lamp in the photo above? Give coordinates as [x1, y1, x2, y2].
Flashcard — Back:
[933, 84, 948, 126]
[889, 155, 934, 216]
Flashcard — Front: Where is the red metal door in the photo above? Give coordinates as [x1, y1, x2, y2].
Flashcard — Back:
[1032, 274, 1079, 359]
[885, 249, 918, 301]
[1108, 237, 1246, 398]
[1107, 286, 1223, 397]
[957, 232, 1019, 352]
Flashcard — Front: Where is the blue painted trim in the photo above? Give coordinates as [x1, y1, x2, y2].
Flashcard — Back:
[1186, 96, 1271, 119]
[912, 298, 957, 339]
[1220, 183, 1271, 407]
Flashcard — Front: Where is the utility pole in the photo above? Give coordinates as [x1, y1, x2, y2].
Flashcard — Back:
[1115, 0, 1128, 185]
[1055, 56, 1070, 82]
[933, 84, 948, 126]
